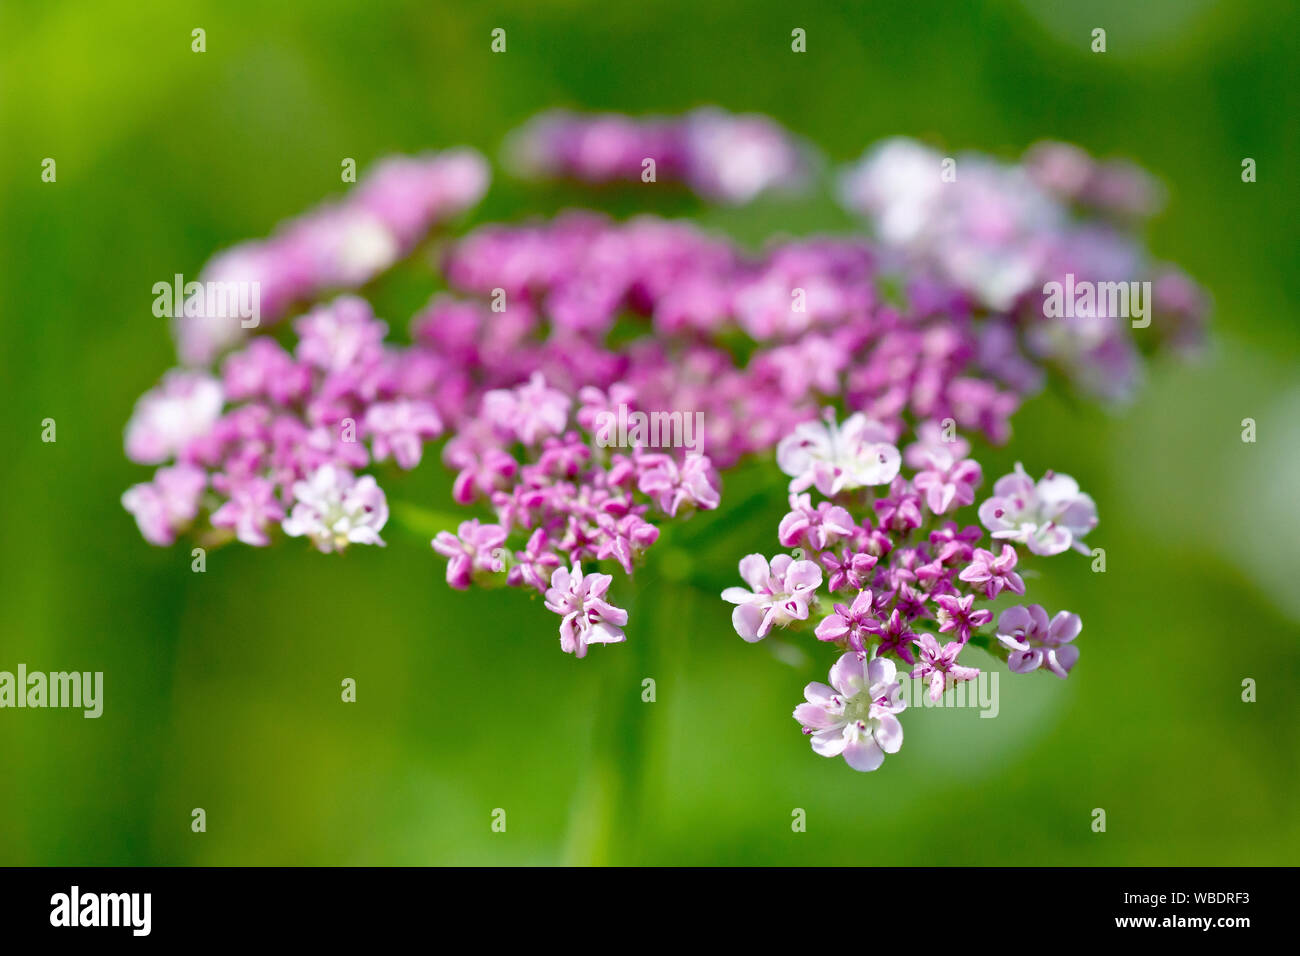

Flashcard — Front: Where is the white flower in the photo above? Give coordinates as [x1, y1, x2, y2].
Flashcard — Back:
[776, 411, 900, 497]
[282, 465, 388, 553]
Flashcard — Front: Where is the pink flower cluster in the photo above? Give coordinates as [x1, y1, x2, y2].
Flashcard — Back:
[723, 410, 1095, 772]
[123, 295, 444, 550]
[431, 373, 722, 655]
[839, 137, 1209, 401]
[442, 211, 1024, 463]
[121, 110, 1203, 696]
[505, 107, 811, 203]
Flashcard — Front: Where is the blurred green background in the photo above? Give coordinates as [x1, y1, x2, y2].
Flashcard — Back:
[1, 0, 1297, 865]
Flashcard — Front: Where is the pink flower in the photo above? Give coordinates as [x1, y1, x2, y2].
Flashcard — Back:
[684, 108, 809, 204]
[124, 371, 224, 465]
[978, 463, 1097, 556]
[868, 607, 918, 665]
[364, 399, 444, 469]
[820, 547, 878, 593]
[543, 563, 629, 658]
[722, 554, 823, 642]
[121, 465, 207, 546]
[508, 528, 563, 591]
[481, 372, 572, 446]
[281, 464, 388, 553]
[912, 450, 982, 514]
[903, 420, 971, 470]
[637, 453, 721, 517]
[910, 633, 981, 702]
[814, 590, 879, 653]
[996, 604, 1081, 678]
[934, 593, 993, 643]
[210, 475, 285, 547]
[778, 494, 855, 551]
[958, 544, 1026, 599]
[776, 410, 900, 497]
[294, 296, 387, 373]
[873, 476, 923, 533]
[794, 652, 906, 772]
[594, 513, 660, 573]
[432, 519, 507, 589]
[929, 522, 983, 565]
[221, 338, 312, 404]
[444, 437, 519, 505]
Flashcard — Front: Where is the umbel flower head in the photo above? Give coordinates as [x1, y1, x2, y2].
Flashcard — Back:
[121, 108, 1204, 771]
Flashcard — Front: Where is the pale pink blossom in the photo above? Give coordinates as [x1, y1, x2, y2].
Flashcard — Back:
[124, 371, 224, 465]
[121, 464, 207, 546]
[722, 553, 823, 642]
[794, 652, 906, 772]
[776, 410, 900, 497]
[978, 463, 1097, 556]
[543, 563, 629, 658]
[996, 604, 1081, 678]
[364, 399, 444, 469]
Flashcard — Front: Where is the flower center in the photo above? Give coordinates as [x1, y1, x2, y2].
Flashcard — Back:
[843, 692, 874, 725]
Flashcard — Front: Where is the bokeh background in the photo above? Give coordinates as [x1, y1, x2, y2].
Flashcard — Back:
[1, 0, 1297, 865]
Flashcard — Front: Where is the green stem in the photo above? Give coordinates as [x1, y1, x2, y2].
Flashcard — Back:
[560, 570, 659, 865]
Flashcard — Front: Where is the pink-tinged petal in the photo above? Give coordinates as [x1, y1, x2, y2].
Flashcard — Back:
[866, 656, 897, 687]
[784, 559, 824, 591]
[780, 596, 811, 622]
[720, 586, 756, 605]
[587, 620, 626, 646]
[927, 483, 956, 514]
[794, 703, 835, 729]
[1047, 644, 1080, 677]
[802, 681, 838, 707]
[978, 497, 1014, 532]
[927, 672, 946, 702]
[1027, 525, 1071, 556]
[1048, 611, 1082, 644]
[829, 652, 866, 696]
[584, 571, 613, 600]
[732, 603, 766, 642]
[558, 615, 581, 656]
[1007, 649, 1043, 674]
[1035, 470, 1080, 504]
[1056, 494, 1097, 535]
[874, 714, 904, 754]
[997, 632, 1030, 652]
[590, 600, 629, 628]
[737, 553, 771, 590]
[815, 614, 849, 642]
[810, 727, 848, 757]
[993, 463, 1036, 498]
[850, 590, 875, 616]
[444, 554, 472, 590]
[548, 565, 573, 592]
[842, 735, 885, 772]
[777, 512, 809, 548]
